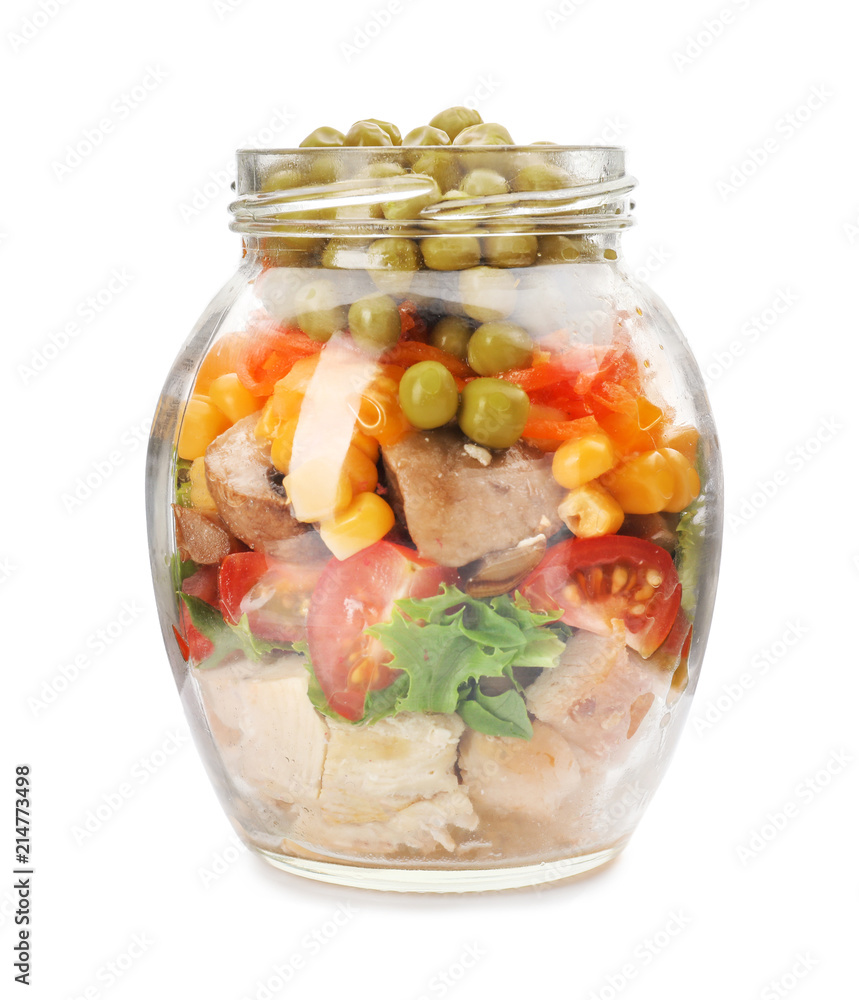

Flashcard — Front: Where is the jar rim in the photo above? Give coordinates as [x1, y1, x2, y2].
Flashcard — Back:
[230, 146, 635, 237]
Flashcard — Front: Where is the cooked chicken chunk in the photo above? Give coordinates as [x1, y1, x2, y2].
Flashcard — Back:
[526, 627, 668, 761]
[294, 712, 477, 854]
[195, 656, 328, 804]
[459, 721, 582, 821]
[381, 428, 564, 567]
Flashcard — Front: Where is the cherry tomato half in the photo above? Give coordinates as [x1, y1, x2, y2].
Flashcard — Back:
[520, 536, 681, 659]
[307, 542, 455, 720]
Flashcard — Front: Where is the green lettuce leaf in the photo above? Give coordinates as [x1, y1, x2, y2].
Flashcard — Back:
[675, 499, 705, 614]
[180, 593, 296, 669]
[362, 584, 567, 739]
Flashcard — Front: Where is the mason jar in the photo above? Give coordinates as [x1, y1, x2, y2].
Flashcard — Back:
[146, 143, 722, 891]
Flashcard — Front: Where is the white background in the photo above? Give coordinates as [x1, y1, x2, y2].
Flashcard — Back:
[3, 0, 857, 997]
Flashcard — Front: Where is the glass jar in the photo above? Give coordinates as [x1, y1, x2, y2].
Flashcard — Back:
[146, 145, 722, 892]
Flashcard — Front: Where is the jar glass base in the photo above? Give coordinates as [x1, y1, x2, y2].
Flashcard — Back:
[253, 843, 626, 893]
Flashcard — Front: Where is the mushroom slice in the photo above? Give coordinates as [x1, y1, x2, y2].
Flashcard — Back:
[205, 414, 309, 550]
[172, 504, 243, 565]
[460, 534, 547, 598]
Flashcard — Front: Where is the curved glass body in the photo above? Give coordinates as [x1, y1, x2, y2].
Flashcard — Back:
[146, 147, 722, 891]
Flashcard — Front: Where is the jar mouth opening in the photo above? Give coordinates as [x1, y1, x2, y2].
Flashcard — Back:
[230, 146, 635, 237]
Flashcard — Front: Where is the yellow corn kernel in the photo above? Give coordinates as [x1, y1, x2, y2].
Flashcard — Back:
[601, 450, 675, 514]
[275, 354, 320, 393]
[270, 417, 300, 474]
[188, 457, 217, 511]
[208, 373, 263, 424]
[351, 429, 381, 462]
[255, 396, 281, 440]
[319, 493, 396, 560]
[177, 396, 230, 461]
[271, 385, 304, 422]
[659, 424, 700, 464]
[558, 483, 625, 538]
[552, 432, 616, 490]
[343, 444, 379, 494]
[284, 457, 352, 523]
[661, 448, 701, 513]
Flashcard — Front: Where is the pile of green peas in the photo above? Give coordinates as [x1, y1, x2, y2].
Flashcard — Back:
[254, 108, 610, 449]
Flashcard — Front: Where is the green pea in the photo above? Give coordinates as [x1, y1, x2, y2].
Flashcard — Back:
[322, 239, 372, 269]
[361, 162, 406, 179]
[410, 152, 462, 196]
[305, 154, 340, 184]
[429, 106, 483, 141]
[294, 280, 347, 342]
[461, 168, 509, 197]
[364, 119, 402, 145]
[348, 294, 401, 352]
[421, 235, 482, 271]
[429, 316, 473, 361]
[299, 126, 345, 148]
[382, 174, 441, 220]
[467, 322, 533, 376]
[482, 234, 538, 268]
[344, 121, 394, 146]
[459, 379, 530, 449]
[402, 125, 451, 146]
[261, 169, 303, 193]
[537, 235, 581, 263]
[366, 238, 421, 294]
[398, 361, 459, 429]
[512, 163, 572, 191]
[423, 189, 477, 234]
[459, 266, 519, 322]
[452, 123, 514, 146]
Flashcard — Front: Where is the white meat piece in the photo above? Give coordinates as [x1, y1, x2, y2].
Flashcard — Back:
[458, 721, 582, 821]
[195, 656, 328, 804]
[294, 712, 478, 854]
[525, 627, 666, 761]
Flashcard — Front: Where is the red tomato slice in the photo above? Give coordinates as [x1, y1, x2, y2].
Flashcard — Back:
[236, 317, 322, 397]
[519, 536, 681, 658]
[307, 542, 455, 720]
[180, 565, 219, 664]
[219, 551, 325, 643]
